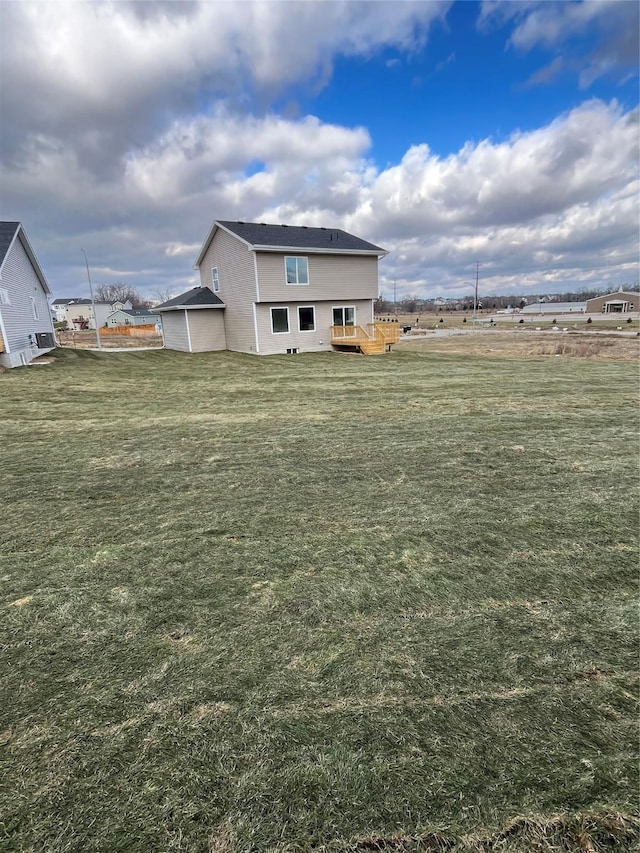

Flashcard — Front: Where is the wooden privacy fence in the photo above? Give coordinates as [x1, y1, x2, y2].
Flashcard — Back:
[100, 324, 159, 337]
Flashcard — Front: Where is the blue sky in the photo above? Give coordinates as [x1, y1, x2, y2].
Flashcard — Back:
[0, 0, 638, 301]
[300, 1, 639, 163]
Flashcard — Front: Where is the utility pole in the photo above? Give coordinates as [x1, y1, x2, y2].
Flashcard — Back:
[474, 261, 480, 328]
[81, 249, 102, 351]
[393, 280, 397, 316]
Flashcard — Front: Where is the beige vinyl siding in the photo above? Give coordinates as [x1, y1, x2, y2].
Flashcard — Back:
[256, 252, 378, 303]
[160, 312, 190, 351]
[63, 302, 112, 329]
[255, 299, 373, 355]
[199, 227, 257, 353]
[187, 310, 226, 352]
[0, 233, 54, 367]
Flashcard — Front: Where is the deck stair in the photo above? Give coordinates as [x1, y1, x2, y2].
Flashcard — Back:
[331, 322, 399, 355]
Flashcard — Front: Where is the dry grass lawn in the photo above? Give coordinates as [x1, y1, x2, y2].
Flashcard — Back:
[1, 346, 638, 852]
[398, 329, 640, 361]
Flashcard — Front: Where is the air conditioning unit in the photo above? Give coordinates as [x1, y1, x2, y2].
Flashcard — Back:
[35, 332, 55, 348]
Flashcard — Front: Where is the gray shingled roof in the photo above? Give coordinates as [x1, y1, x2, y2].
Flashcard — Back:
[154, 286, 225, 311]
[119, 308, 157, 317]
[217, 220, 384, 253]
[54, 298, 111, 306]
[0, 221, 50, 293]
[0, 221, 20, 267]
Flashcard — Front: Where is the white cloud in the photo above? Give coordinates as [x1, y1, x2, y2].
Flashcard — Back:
[480, 0, 639, 89]
[0, 1, 637, 300]
[2, 97, 637, 299]
[0, 0, 449, 166]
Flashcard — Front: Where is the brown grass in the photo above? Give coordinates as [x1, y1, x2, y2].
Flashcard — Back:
[319, 812, 640, 852]
[398, 330, 640, 360]
[56, 329, 163, 349]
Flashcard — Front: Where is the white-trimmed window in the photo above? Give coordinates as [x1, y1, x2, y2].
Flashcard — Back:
[332, 306, 355, 326]
[30, 297, 39, 320]
[285, 256, 309, 285]
[271, 307, 290, 334]
[0, 287, 10, 306]
[298, 306, 315, 332]
[211, 267, 220, 292]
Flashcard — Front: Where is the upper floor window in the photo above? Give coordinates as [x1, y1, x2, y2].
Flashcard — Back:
[30, 297, 39, 320]
[285, 256, 309, 285]
[211, 267, 220, 292]
[0, 287, 10, 306]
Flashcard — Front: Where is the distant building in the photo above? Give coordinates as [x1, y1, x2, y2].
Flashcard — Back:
[585, 289, 638, 314]
[105, 307, 159, 327]
[51, 298, 133, 329]
[520, 302, 586, 314]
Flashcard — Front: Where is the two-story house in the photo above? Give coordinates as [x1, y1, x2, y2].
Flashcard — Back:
[52, 298, 134, 329]
[0, 222, 56, 368]
[154, 221, 395, 355]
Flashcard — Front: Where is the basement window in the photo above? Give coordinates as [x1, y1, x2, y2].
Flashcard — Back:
[286, 348, 299, 354]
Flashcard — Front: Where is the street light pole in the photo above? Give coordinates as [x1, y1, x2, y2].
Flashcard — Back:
[474, 261, 479, 322]
[81, 249, 102, 351]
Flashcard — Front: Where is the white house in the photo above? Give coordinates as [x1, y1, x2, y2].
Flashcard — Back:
[0, 222, 56, 368]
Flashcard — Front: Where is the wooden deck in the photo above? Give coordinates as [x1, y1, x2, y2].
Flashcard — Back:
[330, 323, 400, 355]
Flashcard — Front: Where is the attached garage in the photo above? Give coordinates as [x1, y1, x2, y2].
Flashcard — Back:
[153, 286, 226, 352]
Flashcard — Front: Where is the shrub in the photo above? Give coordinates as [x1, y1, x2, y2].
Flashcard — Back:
[586, 317, 592, 324]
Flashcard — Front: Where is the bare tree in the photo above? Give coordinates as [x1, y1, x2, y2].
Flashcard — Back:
[95, 283, 151, 308]
[152, 287, 175, 304]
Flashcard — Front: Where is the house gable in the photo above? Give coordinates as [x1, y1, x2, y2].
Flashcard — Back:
[197, 228, 258, 353]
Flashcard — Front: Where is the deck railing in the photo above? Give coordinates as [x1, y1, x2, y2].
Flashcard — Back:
[373, 322, 401, 344]
[331, 324, 388, 354]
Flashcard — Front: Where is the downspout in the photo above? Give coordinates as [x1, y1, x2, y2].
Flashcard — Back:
[184, 309, 193, 352]
[253, 250, 260, 353]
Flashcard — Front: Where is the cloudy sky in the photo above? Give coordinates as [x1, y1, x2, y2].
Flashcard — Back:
[0, 0, 638, 302]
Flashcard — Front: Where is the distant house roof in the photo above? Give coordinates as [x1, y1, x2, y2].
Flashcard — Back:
[153, 286, 225, 312]
[120, 308, 156, 316]
[0, 221, 51, 294]
[195, 220, 387, 267]
[52, 298, 113, 306]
